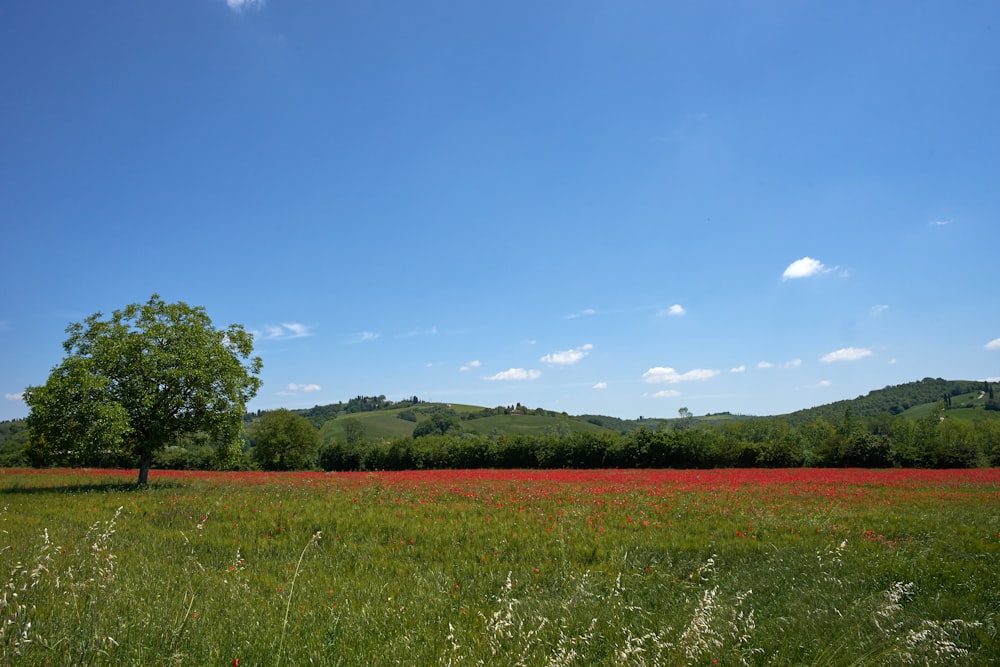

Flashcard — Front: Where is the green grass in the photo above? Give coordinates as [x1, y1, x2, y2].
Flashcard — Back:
[2, 468, 998, 665]
[901, 391, 997, 422]
[461, 414, 610, 436]
[319, 408, 419, 442]
[318, 404, 614, 443]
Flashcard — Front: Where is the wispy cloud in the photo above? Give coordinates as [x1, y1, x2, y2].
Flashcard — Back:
[815, 380, 833, 388]
[287, 383, 321, 392]
[929, 219, 952, 227]
[484, 368, 541, 381]
[756, 359, 799, 369]
[821, 347, 873, 362]
[985, 338, 1000, 351]
[459, 360, 482, 372]
[402, 326, 438, 337]
[782, 256, 831, 280]
[592, 382, 608, 390]
[871, 304, 889, 316]
[566, 309, 596, 319]
[349, 331, 381, 344]
[730, 365, 746, 373]
[642, 367, 719, 384]
[261, 323, 313, 340]
[226, 0, 264, 12]
[651, 389, 682, 398]
[541, 344, 593, 365]
[4, 392, 23, 402]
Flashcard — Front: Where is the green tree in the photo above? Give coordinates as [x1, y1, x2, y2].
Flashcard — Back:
[412, 411, 461, 438]
[340, 417, 367, 446]
[250, 409, 321, 470]
[24, 295, 262, 485]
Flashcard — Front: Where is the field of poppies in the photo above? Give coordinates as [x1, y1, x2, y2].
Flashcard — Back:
[2, 467, 998, 665]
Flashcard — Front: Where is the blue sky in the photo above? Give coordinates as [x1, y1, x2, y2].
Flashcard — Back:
[2, 1, 999, 422]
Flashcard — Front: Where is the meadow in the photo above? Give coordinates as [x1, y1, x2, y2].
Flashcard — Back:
[2, 467, 998, 666]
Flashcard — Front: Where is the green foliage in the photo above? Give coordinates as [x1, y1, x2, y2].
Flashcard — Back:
[785, 378, 987, 424]
[24, 295, 262, 484]
[412, 411, 461, 438]
[339, 417, 366, 446]
[0, 420, 29, 466]
[10, 373, 1000, 473]
[250, 409, 321, 471]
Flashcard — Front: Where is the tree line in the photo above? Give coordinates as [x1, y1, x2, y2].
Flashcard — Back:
[312, 408, 1000, 472]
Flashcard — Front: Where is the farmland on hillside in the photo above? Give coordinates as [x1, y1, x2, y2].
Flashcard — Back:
[2, 467, 998, 665]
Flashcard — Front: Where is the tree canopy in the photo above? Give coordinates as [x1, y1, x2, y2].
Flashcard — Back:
[250, 409, 321, 470]
[24, 295, 262, 484]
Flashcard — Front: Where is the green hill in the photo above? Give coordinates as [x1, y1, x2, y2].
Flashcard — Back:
[782, 378, 995, 425]
[3, 380, 997, 463]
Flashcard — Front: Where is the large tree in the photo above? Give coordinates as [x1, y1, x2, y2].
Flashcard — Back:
[250, 409, 321, 470]
[24, 295, 262, 485]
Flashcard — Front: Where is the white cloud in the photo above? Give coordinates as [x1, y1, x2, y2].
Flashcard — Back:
[541, 344, 593, 365]
[4, 392, 23, 402]
[871, 304, 889, 316]
[652, 389, 682, 398]
[459, 360, 482, 372]
[592, 382, 608, 390]
[566, 309, 596, 319]
[759, 359, 800, 370]
[403, 326, 438, 337]
[287, 383, 321, 392]
[821, 347, 873, 362]
[261, 322, 313, 340]
[350, 331, 381, 344]
[816, 380, 833, 388]
[660, 304, 686, 317]
[642, 367, 719, 384]
[929, 219, 952, 226]
[782, 256, 829, 280]
[226, 0, 264, 11]
[484, 368, 541, 381]
[730, 365, 746, 373]
[985, 338, 1000, 351]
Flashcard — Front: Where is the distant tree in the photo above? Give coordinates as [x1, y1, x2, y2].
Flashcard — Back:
[24, 295, 261, 485]
[251, 409, 321, 470]
[413, 411, 461, 438]
[340, 417, 367, 446]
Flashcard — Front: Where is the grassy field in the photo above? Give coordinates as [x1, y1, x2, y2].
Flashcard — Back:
[2, 467, 998, 665]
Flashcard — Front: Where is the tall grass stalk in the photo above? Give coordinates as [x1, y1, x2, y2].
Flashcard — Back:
[277, 529, 321, 666]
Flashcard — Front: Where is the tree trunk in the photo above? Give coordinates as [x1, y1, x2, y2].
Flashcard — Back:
[138, 451, 153, 486]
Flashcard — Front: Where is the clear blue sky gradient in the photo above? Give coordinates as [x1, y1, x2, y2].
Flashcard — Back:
[2, 1, 999, 421]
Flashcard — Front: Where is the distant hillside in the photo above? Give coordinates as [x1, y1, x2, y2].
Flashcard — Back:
[3, 380, 997, 464]
[782, 378, 995, 425]
[313, 402, 616, 443]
